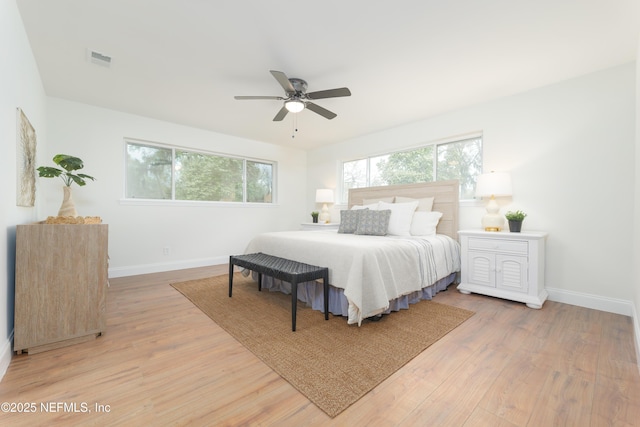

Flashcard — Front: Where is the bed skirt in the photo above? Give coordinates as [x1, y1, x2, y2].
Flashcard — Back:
[249, 271, 458, 319]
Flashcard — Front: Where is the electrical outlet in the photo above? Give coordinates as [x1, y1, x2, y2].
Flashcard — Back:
[163, 247, 170, 256]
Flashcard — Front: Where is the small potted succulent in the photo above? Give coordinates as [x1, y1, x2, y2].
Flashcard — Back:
[505, 210, 527, 232]
[311, 211, 319, 223]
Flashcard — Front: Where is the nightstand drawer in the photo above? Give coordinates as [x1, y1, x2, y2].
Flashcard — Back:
[468, 237, 528, 255]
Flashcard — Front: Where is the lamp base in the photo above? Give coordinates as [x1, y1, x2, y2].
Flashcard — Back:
[481, 214, 505, 231]
[481, 196, 504, 231]
[318, 203, 331, 223]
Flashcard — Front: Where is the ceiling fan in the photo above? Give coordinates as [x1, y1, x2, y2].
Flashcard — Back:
[234, 70, 351, 121]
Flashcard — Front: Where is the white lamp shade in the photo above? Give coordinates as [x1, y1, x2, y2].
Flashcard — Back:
[315, 189, 334, 203]
[475, 172, 512, 197]
[285, 99, 305, 113]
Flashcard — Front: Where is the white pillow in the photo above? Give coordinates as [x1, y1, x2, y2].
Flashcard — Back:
[410, 211, 443, 236]
[378, 201, 418, 236]
[395, 196, 434, 211]
[351, 202, 379, 210]
[363, 196, 394, 205]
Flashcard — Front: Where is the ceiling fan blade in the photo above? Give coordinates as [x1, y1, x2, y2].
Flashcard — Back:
[273, 106, 289, 121]
[306, 102, 337, 120]
[306, 87, 351, 100]
[234, 96, 283, 100]
[270, 70, 295, 94]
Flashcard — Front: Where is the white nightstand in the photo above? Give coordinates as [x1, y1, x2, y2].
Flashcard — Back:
[300, 222, 340, 231]
[458, 229, 548, 309]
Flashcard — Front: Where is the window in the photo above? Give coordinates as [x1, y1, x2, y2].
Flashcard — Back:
[174, 150, 243, 202]
[125, 141, 275, 203]
[341, 135, 482, 201]
[126, 143, 172, 200]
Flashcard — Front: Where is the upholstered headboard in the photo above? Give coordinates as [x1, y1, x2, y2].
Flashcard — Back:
[347, 180, 459, 240]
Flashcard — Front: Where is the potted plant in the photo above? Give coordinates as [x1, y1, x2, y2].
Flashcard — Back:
[311, 211, 319, 223]
[505, 210, 527, 232]
[37, 154, 95, 217]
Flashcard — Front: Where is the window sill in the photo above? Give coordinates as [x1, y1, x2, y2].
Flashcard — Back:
[119, 199, 279, 208]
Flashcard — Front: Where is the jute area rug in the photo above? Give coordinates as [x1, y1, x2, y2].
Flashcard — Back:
[171, 273, 474, 418]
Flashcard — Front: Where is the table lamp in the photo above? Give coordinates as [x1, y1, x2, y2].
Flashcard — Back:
[475, 171, 512, 231]
[315, 189, 334, 223]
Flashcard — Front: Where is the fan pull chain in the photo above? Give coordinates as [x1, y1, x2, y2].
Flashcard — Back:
[291, 114, 299, 139]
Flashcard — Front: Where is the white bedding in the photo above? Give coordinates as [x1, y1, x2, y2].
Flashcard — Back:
[244, 230, 460, 325]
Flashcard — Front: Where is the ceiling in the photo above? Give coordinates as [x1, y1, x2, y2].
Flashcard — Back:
[16, 0, 640, 150]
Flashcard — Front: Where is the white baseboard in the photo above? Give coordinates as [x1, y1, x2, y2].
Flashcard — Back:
[534, 287, 640, 373]
[633, 303, 640, 375]
[546, 287, 634, 316]
[0, 331, 14, 382]
[107, 262, 640, 373]
[108, 256, 229, 278]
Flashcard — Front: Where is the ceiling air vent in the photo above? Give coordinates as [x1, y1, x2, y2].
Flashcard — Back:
[87, 49, 112, 68]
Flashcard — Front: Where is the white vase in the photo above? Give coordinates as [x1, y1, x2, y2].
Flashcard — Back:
[58, 186, 78, 217]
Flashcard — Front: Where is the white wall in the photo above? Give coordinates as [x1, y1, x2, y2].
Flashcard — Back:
[0, 0, 49, 377]
[307, 63, 637, 312]
[44, 99, 308, 277]
[634, 35, 640, 369]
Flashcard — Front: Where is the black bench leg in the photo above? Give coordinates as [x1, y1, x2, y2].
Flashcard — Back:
[323, 272, 329, 320]
[228, 258, 234, 297]
[258, 272, 262, 292]
[292, 280, 297, 332]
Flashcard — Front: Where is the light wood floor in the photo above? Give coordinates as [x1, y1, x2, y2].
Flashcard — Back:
[1, 265, 639, 426]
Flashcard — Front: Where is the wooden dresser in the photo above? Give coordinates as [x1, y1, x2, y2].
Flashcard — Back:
[14, 223, 108, 354]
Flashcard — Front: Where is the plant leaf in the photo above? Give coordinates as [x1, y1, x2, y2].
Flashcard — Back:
[53, 154, 84, 172]
[69, 175, 87, 186]
[37, 166, 63, 178]
[76, 173, 96, 181]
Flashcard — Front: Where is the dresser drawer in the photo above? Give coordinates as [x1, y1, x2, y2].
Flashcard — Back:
[467, 237, 528, 255]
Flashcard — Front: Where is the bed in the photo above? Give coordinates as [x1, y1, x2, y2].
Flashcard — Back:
[243, 180, 461, 325]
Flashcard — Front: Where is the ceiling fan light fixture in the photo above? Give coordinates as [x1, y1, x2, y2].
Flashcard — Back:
[285, 99, 305, 113]
[234, 70, 350, 121]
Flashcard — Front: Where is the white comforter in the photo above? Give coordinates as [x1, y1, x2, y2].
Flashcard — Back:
[244, 231, 460, 325]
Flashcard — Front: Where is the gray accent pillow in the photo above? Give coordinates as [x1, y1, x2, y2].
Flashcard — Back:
[338, 209, 368, 234]
[355, 209, 391, 236]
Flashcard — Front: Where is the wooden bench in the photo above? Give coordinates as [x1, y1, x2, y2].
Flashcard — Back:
[228, 253, 329, 331]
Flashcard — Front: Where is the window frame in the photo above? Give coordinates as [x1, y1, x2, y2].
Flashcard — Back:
[121, 138, 277, 207]
[339, 133, 482, 204]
